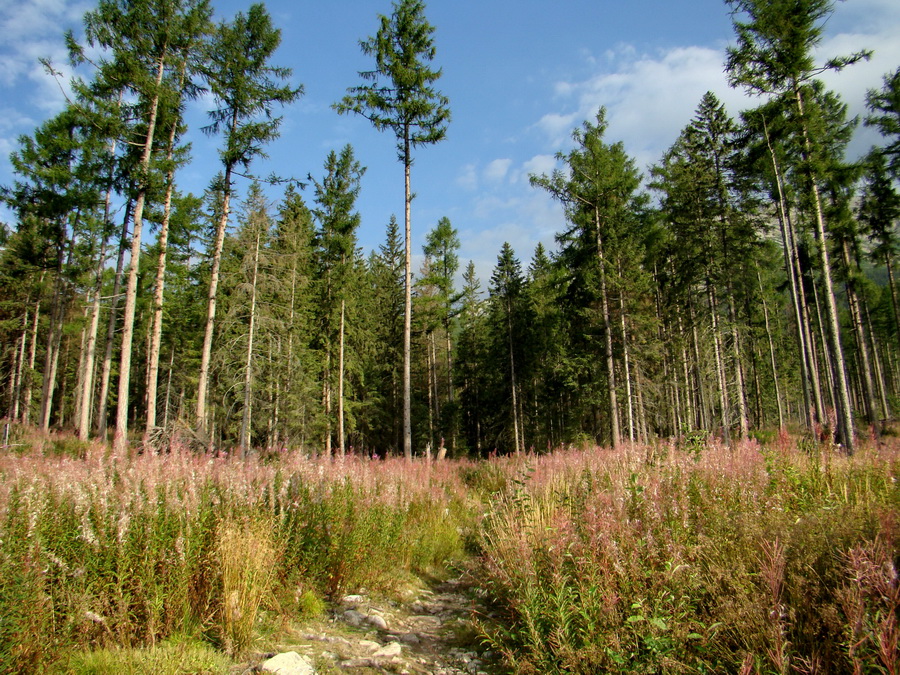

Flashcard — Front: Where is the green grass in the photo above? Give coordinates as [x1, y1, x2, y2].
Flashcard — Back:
[0, 432, 897, 674]
[52, 636, 232, 675]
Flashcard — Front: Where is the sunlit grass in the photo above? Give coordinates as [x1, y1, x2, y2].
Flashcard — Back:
[1, 429, 897, 674]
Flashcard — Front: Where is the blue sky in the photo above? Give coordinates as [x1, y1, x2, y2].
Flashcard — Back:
[2, 0, 899, 284]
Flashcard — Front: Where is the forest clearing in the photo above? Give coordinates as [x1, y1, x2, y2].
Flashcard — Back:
[0, 426, 897, 673]
[1, 0, 900, 671]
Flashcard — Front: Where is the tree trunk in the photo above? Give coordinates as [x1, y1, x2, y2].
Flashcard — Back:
[689, 299, 709, 430]
[426, 333, 434, 452]
[763, 116, 819, 429]
[707, 280, 729, 438]
[73, 293, 91, 430]
[8, 312, 28, 421]
[96, 206, 131, 438]
[794, 84, 854, 451]
[595, 207, 620, 448]
[337, 297, 346, 458]
[239, 230, 261, 457]
[757, 268, 785, 429]
[444, 315, 455, 452]
[163, 346, 175, 430]
[114, 52, 167, 453]
[619, 286, 634, 442]
[323, 350, 332, 458]
[40, 241, 69, 431]
[841, 241, 878, 428]
[77, 239, 108, 439]
[145, 112, 180, 438]
[430, 329, 440, 445]
[506, 300, 523, 455]
[403, 131, 413, 460]
[22, 288, 42, 425]
[726, 287, 749, 439]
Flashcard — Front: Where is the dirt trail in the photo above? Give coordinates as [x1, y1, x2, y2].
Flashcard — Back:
[237, 574, 501, 675]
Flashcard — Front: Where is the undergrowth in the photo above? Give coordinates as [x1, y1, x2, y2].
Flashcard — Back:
[474, 438, 900, 674]
[0, 431, 897, 674]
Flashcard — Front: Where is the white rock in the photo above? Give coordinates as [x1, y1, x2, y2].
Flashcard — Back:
[365, 613, 389, 630]
[343, 609, 365, 626]
[373, 642, 403, 658]
[341, 594, 365, 605]
[357, 639, 380, 652]
[398, 632, 421, 645]
[261, 651, 316, 675]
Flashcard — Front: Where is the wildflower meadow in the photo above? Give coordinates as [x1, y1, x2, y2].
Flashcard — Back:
[0, 424, 897, 674]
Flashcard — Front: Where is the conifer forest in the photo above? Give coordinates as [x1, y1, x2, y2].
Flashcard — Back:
[1, 0, 899, 458]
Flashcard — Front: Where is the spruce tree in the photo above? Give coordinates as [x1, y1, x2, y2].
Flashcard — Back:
[195, 4, 302, 436]
[725, 0, 869, 451]
[310, 145, 365, 457]
[336, 0, 450, 459]
[531, 108, 642, 447]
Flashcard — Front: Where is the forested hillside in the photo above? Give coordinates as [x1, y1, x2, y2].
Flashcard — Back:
[1, 0, 899, 456]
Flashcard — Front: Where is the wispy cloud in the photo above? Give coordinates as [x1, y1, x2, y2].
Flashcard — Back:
[535, 3, 900, 171]
[484, 158, 512, 183]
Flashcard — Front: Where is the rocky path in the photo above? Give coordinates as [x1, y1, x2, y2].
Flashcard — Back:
[236, 574, 500, 675]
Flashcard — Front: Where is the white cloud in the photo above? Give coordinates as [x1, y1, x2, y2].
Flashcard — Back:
[518, 154, 558, 183]
[484, 158, 512, 182]
[538, 44, 750, 171]
[456, 163, 477, 190]
[536, 111, 579, 146]
[534, 3, 900, 172]
[0, 0, 84, 117]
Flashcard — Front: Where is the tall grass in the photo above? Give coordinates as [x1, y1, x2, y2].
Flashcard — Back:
[1, 429, 896, 674]
[0, 440, 471, 672]
[474, 438, 900, 674]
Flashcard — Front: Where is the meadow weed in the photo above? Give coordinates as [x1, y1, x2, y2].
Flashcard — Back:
[0, 434, 896, 673]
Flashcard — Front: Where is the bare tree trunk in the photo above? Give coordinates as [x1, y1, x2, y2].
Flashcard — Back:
[811, 279, 836, 415]
[763, 117, 818, 428]
[8, 312, 28, 420]
[431, 330, 441, 443]
[860, 297, 891, 423]
[726, 287, 749, 439]
[676, 306, 694, 431]
[56, 335, 73, 429]
[841, 242, 878, 428]
[145, 114, 180, 438]
[402, 132, 413, 459]
[78, 237, 109, 439]
[163, 346, 174, 430]
[619, 288, 634, 443]
[795, 85, 854, 451]
[22, 289, 42, 426]
[337, 298, 346, 458]
[757, 268, 784, 429]
[40, 244, 69, 431]
[707, 281, 729, 438]
[444, 315, 455, 452]
[635, 363, 648, 443]
[114, 52, 167, 453]
[689, 300, 709, 430]
[426, 334, 434, 452]
[239, 230, 261, 457]
[595, 208, 620, 448]
[73, 294, 91, 430]
[654, 276, 678, 434]
[323, 350, 332, 458]
[197, 174, 232, 435]
[96, 207, 131, 438]
[506, 303, 523, 455]
[883, 253, 900, 344]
